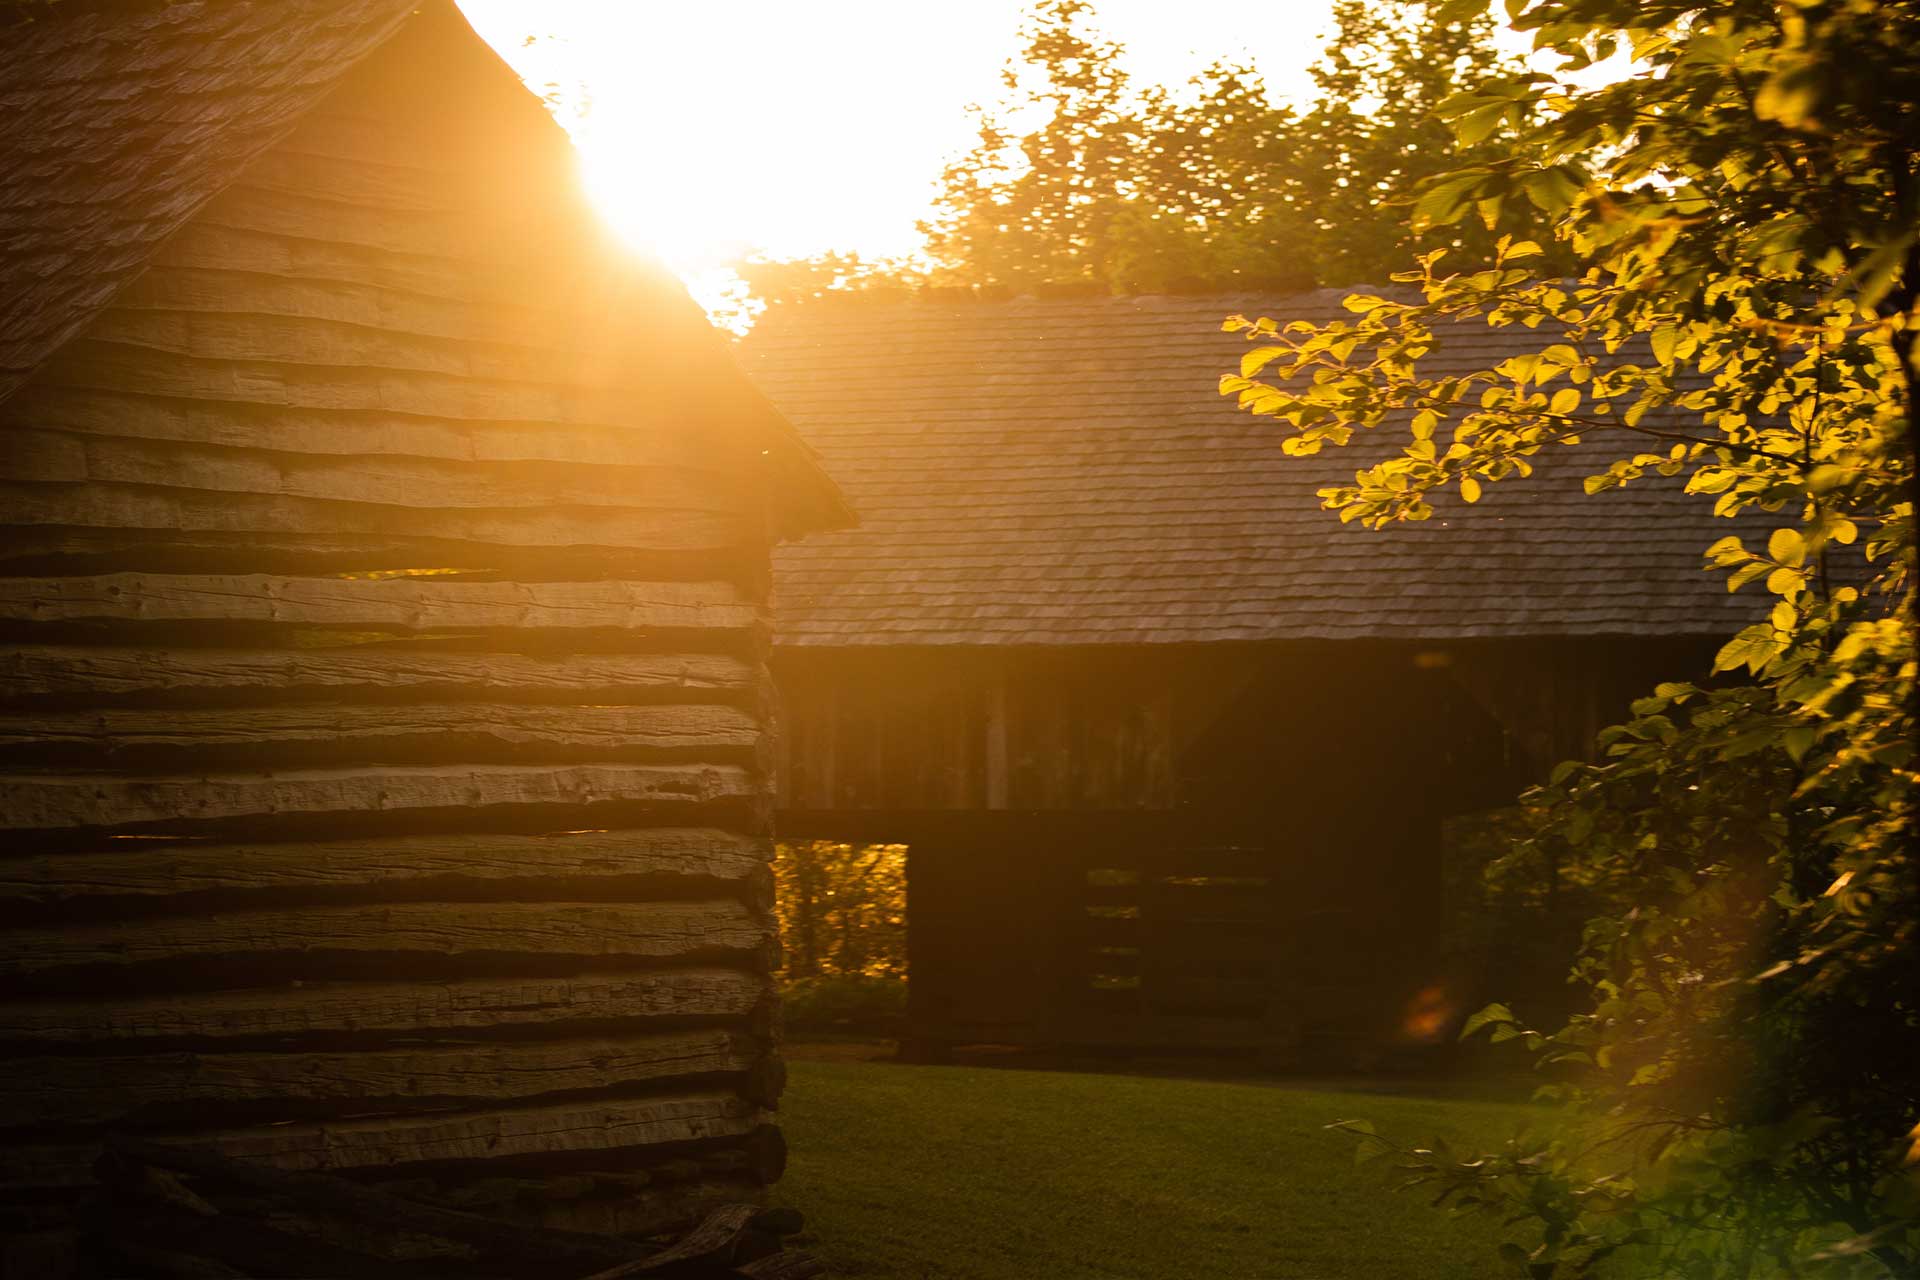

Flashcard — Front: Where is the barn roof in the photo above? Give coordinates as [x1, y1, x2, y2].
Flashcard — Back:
[0, 0, 848, 536]
[747, 291, 1763, 647]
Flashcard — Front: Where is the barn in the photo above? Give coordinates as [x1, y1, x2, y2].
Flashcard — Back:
[745, 290, 1750, 1063]
[0, 0, 846, 1262]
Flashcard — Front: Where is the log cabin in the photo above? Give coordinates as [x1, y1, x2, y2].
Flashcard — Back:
[745, 290, 1757, 1065]
[0, 0, 847, 1266]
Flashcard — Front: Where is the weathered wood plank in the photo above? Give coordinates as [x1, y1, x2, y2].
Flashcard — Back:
[0, 646, 758, 701]
[0, 482, 756, 551]
[78, 310, 655, 397]
[0, 574, 759, 633]
[36, 341, 714, 427]
[0, 1030, 761, 1128]
[0, 899, 769, 977]
[112, 267, 586, 362]
[0, 762, 759, 832]
[0, 385, 722, 469]
[149, 222, 547, 311]
[0, 427, 748, 512]
[205, 1091, 764, 1174]
[0, 967, 770, 1046]
[233, 148, 461, 215]
[1, 1092, 763, 1188]
[0, 828, 769, 910]
[0, 701, 761, 761]
[194, 184, 489, 260]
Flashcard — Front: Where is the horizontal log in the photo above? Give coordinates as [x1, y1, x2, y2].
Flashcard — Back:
[148, 221, 550, 313]
[0, 966, 770, 1046]
[196, 183, 490, 260]
[0, 899, 769, 977]
[205, 1090, 765, 1174]
[0, 762, 759, 832]
[115, 265, 574, 353]
[0, 383, 725, 468]
[0, 646, 759, 701]
[0, 427, 748, 513]
[0, 482, 757, 551]
[0, 573, 759, 633]
[0, 531, 753, 584]
[1, 1091, 764, 1188]
[0, 1029, 762, 1128]
[233, 148, 460, 215]
[0, 701, 761, 761]
[39, 341, 714, 429]
[1, 827, 770, 911]
[77, 309, 645, 397]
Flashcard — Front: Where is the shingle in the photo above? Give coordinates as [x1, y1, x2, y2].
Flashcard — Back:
[745, 292, 1776, 646]
[0, 0, 420, 406]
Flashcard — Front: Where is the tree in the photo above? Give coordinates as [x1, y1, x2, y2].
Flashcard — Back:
[1222, 1, 1917, 1274]
[744, 0, 1556, 310]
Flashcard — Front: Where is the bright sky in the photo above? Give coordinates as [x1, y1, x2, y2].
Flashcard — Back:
[457, 0, 1347, 273]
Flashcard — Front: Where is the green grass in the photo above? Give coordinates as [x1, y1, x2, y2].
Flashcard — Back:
[772, 1057, 1537, 1280]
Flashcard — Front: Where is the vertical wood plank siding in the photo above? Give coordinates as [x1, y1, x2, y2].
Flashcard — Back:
[0, 31, 786, 1232]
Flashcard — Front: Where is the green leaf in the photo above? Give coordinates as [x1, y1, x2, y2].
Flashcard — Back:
[1460, 1003, 1515, 1041]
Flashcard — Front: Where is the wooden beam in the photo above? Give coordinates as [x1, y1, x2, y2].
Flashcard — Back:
[0, 899, 771, 978]
[0, 967, 771, 1047]
[2, 1091, 764, 1188]
[0, 482, 755, 551]
[1, 385, 722, 469]
[0, 827, 770, 911]
[0, 646, 759, 702]
[0, 762, 759, 831]
[0, 1029, 765, 1128]
[0, 701, 761, 761]
[0, 428, 748, 513]
[0, 573, 759, 633]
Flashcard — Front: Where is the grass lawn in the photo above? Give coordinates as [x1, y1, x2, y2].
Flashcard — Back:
[771, 1054, 1539, 1280]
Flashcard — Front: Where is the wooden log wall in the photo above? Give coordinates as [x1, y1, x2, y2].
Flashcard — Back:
[0, 20, 789, 1248]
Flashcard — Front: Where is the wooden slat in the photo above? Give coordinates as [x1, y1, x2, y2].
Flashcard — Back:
[0, 762, 759, 831]
[0, 573, 759, 633]
[1, 1092, 763, 1189]
[80, 310, 633, 393]
[0, 967, 770, 1046]
[1, 385, 724, 469]
[0, 827, 769, 911]
[195, 183, 489, 259]
[0, 428, 747, 512]
[37, 341, 707, 426]
[0, 646, 759, 701]
[0, 1030, 760, 1129]
[115, 266, 578, 355]
[234, 147, 460, 214]
[150, 222, 552, 311]
[0, 701, 761, 760]
[0, 899, 769, 978]
[208, 1091, 764, 1173]
[0, 482, 756, 551]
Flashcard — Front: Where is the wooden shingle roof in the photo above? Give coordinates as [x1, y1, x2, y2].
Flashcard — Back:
[747, 291, 1764, 647]
[0, 0, 420, 404]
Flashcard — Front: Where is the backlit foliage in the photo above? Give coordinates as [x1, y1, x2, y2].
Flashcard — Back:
[1226, 0, 1919, 1273]
[772, 841, 908, 980]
